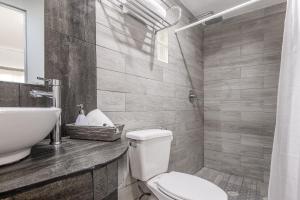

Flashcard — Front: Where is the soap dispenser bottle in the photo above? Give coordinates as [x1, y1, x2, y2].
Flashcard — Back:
[75, 104, 89, 126]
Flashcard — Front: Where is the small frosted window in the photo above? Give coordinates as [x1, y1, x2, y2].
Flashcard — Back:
[156, 30, 168, 63]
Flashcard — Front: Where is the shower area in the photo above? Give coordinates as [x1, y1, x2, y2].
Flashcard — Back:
[199, 3, 284, 194]
[202, 3, 284, 183]
[95, 0, 286, 199]
[177, 1, 284, 198]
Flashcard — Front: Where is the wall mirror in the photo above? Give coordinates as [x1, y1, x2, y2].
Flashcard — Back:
[0, 0, 44, 84]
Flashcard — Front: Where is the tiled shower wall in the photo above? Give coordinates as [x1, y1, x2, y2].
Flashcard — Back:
[95, 0, 204, 199]
[203, 3, 286, 182]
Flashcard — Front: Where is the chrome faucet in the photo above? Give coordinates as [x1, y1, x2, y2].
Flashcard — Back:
[30, 77, 62, 145]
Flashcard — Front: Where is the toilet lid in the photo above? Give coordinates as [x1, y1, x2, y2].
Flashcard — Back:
[157, 172, 228, 200]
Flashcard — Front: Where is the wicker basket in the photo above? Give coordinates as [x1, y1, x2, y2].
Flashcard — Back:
[65, 124, 124, 141]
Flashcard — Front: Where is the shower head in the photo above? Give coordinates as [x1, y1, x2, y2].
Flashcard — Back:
[204, 16, 223, 25]
[193, 11, 223, 26]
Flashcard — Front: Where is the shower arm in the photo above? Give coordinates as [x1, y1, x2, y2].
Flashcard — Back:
[174, 0, 261, 34]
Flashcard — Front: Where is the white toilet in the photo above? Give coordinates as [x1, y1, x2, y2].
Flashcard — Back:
[126, 129, 228, 200]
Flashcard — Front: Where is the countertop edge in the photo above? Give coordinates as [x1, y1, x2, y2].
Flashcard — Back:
[0, 138, 129, 195]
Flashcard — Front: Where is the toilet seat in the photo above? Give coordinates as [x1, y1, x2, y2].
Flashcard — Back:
[147, 172, 228, 200]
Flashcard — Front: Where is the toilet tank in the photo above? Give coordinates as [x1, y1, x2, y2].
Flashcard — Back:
[126, 129, 173, 181]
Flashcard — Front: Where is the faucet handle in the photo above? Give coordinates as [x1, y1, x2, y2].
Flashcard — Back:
[37, 77, 61, 86]
[77, 104, 84, 109]
[37, 76, 52, 83]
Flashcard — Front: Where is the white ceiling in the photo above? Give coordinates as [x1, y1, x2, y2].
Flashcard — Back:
[179, 0, 286, 19]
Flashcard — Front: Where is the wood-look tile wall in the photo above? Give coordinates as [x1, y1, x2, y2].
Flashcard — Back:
[45, 0, 97, 124]
[203, 3, 286, 182]
[0, 81, 49, 107]
[95, 0, 204, 198]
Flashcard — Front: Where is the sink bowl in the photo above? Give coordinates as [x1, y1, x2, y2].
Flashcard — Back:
[0, 107, 61, 166]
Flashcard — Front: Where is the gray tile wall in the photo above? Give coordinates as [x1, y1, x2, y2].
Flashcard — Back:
[45, 0, 97, 124]
[0, 81, 49, 107]
[95, 0, 204, 199]
[203, 3, 286, 182]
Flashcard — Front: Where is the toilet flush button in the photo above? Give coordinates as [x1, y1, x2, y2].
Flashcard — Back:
[129, 141, 137, 148]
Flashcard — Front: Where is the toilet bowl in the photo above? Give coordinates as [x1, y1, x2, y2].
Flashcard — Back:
[126, 129, 228, 200]
[147, 172, 227, 200]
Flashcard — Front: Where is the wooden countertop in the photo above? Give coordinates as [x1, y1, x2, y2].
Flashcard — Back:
[0, 137, 128, 194]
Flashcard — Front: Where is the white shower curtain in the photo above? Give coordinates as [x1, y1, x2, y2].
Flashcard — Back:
[268, 0, 300, 200]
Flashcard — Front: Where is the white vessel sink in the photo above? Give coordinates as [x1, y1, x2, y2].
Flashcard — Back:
[0, 107, 61, 166]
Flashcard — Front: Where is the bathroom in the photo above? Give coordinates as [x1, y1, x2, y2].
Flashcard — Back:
[0, 0, 298, 199]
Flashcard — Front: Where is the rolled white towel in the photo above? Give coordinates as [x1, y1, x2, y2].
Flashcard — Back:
[137, 0, 166, 18]
[86, 109, 115, 127]
[123, 0, 167, 19]
[75, 114, 89, 126]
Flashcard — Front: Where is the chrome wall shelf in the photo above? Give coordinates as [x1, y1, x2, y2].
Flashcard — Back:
[113, 0, 182, 34]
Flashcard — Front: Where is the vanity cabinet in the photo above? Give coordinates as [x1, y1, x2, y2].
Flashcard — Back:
[93, 161, 118, 200]
[0, 139, 127, 200]
[4, 172, 94, 200]
[0, 160, 118, 200]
